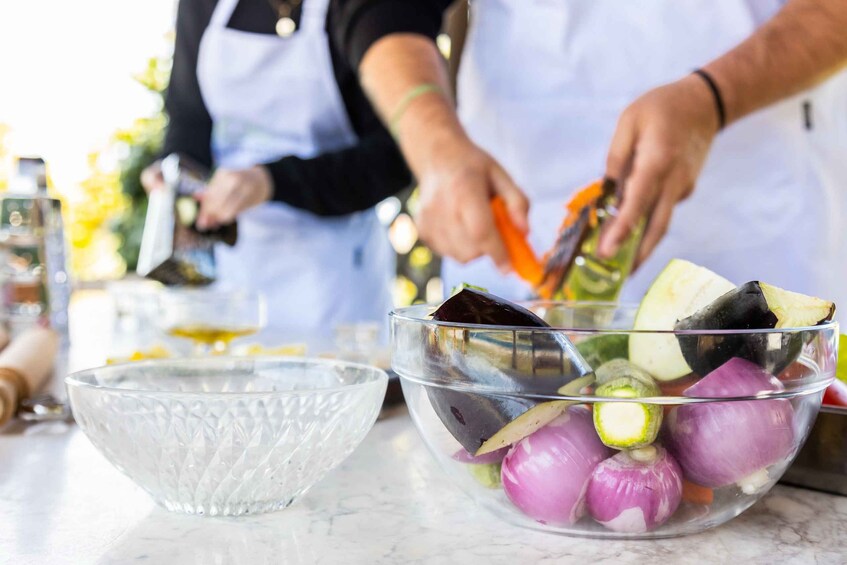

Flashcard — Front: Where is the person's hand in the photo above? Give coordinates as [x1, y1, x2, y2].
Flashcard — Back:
[414, 134, 529, 273]
[599, 74, 721, 267]
[196, 166, 273, 230]
[140, 160, 165, 193]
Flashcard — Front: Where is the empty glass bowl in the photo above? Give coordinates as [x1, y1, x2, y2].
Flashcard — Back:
[66, 357, 387, 516]
[390, 302, 838, 539]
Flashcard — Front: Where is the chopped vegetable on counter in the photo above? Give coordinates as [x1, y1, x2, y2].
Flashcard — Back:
[822, 378, 847, 407]
[586, 445, 683, 533]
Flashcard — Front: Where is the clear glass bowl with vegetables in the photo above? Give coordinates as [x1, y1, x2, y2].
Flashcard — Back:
[390, 260, 838, 539]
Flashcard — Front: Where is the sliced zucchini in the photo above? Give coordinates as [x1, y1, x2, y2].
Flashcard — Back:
[593, 359, 662, 449]
[629, 259, 735, 382]
[576, 333, 629, 369]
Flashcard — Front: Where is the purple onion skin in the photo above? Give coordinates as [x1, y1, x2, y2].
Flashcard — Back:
[451, 446, 509, 465]
[665, 357, 795, 488]
[501, 406, 612, 526]
[586, 447, 683, 533]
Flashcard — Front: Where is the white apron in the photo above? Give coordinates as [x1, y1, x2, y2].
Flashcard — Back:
[196, 0, 394, 337]
[448, 0, 847, 323]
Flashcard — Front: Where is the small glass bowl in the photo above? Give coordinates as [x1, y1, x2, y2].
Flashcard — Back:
[390, 302, 838, 539]
[157, 289, 267, 354]
[66, 357, 387, 516]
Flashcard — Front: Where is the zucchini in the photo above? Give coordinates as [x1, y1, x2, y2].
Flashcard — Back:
[593, 360, 662, 449]
[675, 281, 835, 375]
[576, 333, 629, 369]
[629, 259, 735, 382]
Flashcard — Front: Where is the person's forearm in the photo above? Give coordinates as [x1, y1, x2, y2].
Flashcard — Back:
[359, 34, 468, 176]
[704, 0, 847, 126]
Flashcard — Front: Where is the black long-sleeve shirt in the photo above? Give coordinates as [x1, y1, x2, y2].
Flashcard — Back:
[162, 0, 412, 216]
[330, 0, 451, 70]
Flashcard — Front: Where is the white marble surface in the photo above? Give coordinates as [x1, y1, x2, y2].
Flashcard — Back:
[1, 291, 846, 564]
[2, 409, 847, 565]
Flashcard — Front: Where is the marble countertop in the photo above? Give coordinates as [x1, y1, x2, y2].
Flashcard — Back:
[1, 291, 846, 564]
[2, 409, 847, 564]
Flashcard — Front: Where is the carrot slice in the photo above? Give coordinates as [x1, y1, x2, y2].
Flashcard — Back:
[491, 196, 544, 286]
[682, 479, 714, 506]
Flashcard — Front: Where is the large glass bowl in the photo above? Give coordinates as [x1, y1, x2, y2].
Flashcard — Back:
[390, 302, 838, 539]
[66, 357, 387, 516]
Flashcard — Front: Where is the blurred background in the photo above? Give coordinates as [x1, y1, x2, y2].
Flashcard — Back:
[0, 0, 446, 307]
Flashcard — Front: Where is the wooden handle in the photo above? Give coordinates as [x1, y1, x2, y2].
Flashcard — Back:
[0, 327, 59, 400]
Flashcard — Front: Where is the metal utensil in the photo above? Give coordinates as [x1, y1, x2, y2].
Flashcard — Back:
[17, 394, 72, 422]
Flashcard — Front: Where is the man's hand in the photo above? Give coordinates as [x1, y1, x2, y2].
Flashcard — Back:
[196, 166, 273, 230]
[599, 74, 720, 267]
[414, 134, 528, 272]
[358, 34, 529, 272]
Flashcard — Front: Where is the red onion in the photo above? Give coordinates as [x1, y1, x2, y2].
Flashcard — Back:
[664, 357, 795, 492]
[586, 445, 683, 533]
[501, 406, 612, 525]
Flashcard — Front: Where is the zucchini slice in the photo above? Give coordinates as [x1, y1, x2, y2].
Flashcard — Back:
[629, 259, 735, 382]
[593, 360, 662, 449]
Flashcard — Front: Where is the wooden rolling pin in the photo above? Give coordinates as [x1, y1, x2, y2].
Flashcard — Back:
[0, 327, 60, 426]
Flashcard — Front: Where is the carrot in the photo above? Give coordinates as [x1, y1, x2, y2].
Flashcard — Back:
[565, 180, 603, 215]
[491, 196, 544, 286]
[682, 479, 714, 506]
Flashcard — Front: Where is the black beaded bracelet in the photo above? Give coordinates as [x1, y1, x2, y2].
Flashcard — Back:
[693, 69, 726, 130]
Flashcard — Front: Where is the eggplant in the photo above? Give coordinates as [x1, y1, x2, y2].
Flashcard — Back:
[675, 281, 835, 376]
[426, 288, 592, 454]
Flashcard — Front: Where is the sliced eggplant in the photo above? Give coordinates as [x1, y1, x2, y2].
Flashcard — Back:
[474, 374, 595, 456]
[629, 259, 735, 382]
[675, 281, 836, 375]
[426, 288, 592, 453]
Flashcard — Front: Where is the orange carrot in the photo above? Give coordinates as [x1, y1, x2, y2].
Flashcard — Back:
[682, 479, 714, 506]
[566, 180, 603, 214]
[491, 196, 544, 286]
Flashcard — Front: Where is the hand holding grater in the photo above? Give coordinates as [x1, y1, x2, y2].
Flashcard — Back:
[136, 154, 238, 286]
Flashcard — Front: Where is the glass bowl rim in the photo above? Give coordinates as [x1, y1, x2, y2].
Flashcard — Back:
[389, 301, 840, 336]
[395, 373, 832, 404]
[65, 356, 389, 397]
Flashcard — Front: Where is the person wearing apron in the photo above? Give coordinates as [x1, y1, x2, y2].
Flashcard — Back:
[332, 0, 847, 322]
[143, 0, 411, 338]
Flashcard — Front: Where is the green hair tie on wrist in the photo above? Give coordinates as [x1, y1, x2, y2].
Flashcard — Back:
[389, 83, 445, 139]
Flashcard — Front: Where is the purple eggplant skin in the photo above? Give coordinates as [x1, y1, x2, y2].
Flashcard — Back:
[426, 289, 592, 453]
[431, 288, 550, 327]
[674, 281, 804, 376]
